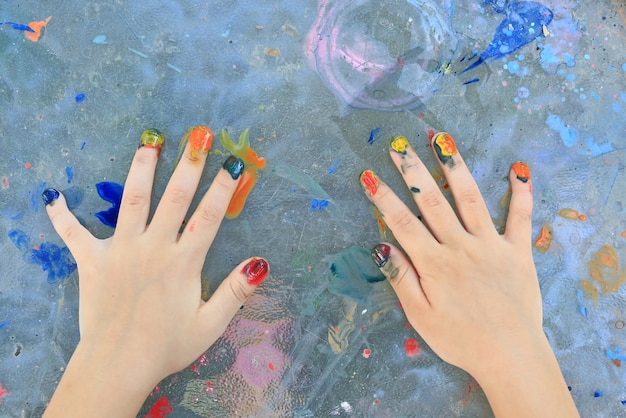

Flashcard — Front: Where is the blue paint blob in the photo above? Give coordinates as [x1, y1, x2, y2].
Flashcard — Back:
[593, 391, 603, 398]
[0, 320, 8, 329]
[95, 181, 124, 228]
[546, 114, 578, 147]
[463, 78, 480, 85]
[327, 159, 342, 175]
[368, 127, 381, 145]
[463, 1, 553, 73]
[8, 229, 77, 284]
[310, 198, 329, 211]
[0, 21, 35, 32]
[29, 182, 47, 212]
[622, 63, 626, 72]
[75, 93, 86, 103]
[506, 60, 520, 74]
[607, 347, 626, 362]
[80, 141, 87, 150]
[92, 34, 108, 44]
[328, 246, 386, 304]
[517, 86, 530, 98]
[65, 166, 75, 183]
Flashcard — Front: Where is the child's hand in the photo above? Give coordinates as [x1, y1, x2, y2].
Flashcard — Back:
[43, 127, 268, 417]
[361, 133, 578, 417]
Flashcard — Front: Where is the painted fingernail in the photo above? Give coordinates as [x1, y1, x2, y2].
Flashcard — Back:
[371, 243, 391, 268]
[42, 188, 60, 206]
[242, 258, 269, 286]
[360, 170, 379, 197]
[390, 135, 410, 154]
[223, 156, 245, 180]
[185, 125, 214, 159]
[432, 132, 458, 166]
[512, 161, 530, 183]
[139, 128, 165, 155]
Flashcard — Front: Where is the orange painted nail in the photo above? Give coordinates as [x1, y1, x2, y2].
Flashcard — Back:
[360, 170, 379, 197]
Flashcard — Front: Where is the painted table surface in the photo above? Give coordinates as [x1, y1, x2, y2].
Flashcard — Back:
[0, 0, 624, 416]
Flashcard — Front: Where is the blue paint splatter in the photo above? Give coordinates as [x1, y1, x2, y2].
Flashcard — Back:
[95, 181, 123, 228]
[546, 114, 578, 147]
[75, 93, 86, 103]
[92, 34, 108, 44]
[607, 347, 626, 362]
[0, 21, 35, 32]
[585, 136, 613, 157]
[368, 127, 381, 145]
[329, 246, 385, 304]
[463, 1, 553, 73]
[576, 289, 588, 316]
[463, 78, 480, 85]
[593, 391, 603, 398]
[29, 182, 47, 213]
[65, 166, 75, 183]
[621, 399, 626, 405]
[327, 159, 342, 175]
[8, 229, 77, 284]
[0, 320, 8, 329]
[80, 141, 87, 150]
[310, 198, 329, 211]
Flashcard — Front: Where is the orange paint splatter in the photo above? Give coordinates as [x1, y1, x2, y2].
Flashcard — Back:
[558, 208, 586, 221]
[534, 224, 553, 253]
[25, 16, 51, 42]
[268, 362, 275, 371]
[621, 231, 626, 239]
[219, 129, 266, 218]
[0, 383, 7, 405]
[587, 244, 626, 293]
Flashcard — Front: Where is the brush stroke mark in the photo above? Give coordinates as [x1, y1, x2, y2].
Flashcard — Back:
[329, 246, 385, 304]
[0, 21, 35, 33]
[95, 181, 124, 228]
[462, 2, 553, 73]
[65, 166, 75, 183]
[218, 129, 266, 219]
[367, 127, 381, 145]
[8, 229, 76, 284]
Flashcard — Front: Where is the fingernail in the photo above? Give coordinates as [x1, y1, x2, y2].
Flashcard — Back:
[432, 132, 458, 166]
[223, 156, 245, 180]
[139, 128, 165, 155]
[512, 161, 530, 183]
[42, 188, 60, 206]
[390, 135, 410, 154]
[360, 170, 379, 197]
[187, 125, 214, 159]
[371, 243, 391, 268]
[242, 258, 269, 286]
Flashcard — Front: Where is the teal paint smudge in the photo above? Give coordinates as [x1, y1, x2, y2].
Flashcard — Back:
[329, 246, 385, 304]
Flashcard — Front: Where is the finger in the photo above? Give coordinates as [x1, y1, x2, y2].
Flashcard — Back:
[115, 129, 163, 236]
[150, 126, 213, 239]
[179, 156, 244, 266]
[504, 162, 533, 245]
[386, 136, 464, 243]
[43, 188, 99, 261]
[429, 132, 494, 236]
[192, 258, 269, 347]
[371, 243, 430, 318]
[359, 169, 439, 255]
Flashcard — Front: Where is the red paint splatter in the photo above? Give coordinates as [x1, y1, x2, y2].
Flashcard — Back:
[405, 338, 422, 357]
[144, 397, 172, 418]
[427, 129, 435, 142]
[24, 163, 32, 169]
[2, 177, 8, 188]
[268, 362, 275, 370]
[373, 399, 380, 405]
[362, 348, 372, 359]
[205, 381, 214, 392]
[0, 383, 8, 405]
[188, 221, 196, 232]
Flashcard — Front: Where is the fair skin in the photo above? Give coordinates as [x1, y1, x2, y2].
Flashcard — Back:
[43, 129, 578, 417]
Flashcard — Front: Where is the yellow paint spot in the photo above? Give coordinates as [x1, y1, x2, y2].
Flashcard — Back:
[587, 244, 626, 293]
[542, 24, 550, 37]
[25, 16, 51, 42]
[534, 224, 553, 253]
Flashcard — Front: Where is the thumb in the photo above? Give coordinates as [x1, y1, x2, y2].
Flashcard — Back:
[194, 257, 269, 344]
[43, 188, 98, 261]
[371, 243, 430, 317]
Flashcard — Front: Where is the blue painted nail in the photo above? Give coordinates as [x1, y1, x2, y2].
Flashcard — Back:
[42, 188, 60, 206]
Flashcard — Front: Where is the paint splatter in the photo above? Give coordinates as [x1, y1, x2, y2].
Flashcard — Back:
[586, 245, 626, 293]
[362, 348, 372, 358]
[95, 181, 124, 228]
[462, 2, 553, 73]
[218, 129, 266, 219]
[534, 224, 553, 253]
[65, 166, 74, 183]
[310, 198, 329, 211]
[558, 208, 587, 221]
[368, 127, 381, 145]
[75, 93, 86, 103]
[329, 246, 385, 304]
[0, 383, 7, 405]
[24, 16, 51, 42]
[405, 338, 422, 357]
[546, 114, 578, 147]
[0, 21, 35, 33]
[327, 159, 342, 174]
[144, 397, 173, 418]
[8, 229, 76, 284]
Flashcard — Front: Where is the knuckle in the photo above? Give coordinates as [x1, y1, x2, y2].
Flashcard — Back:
[228, 279, 250, 304]
[388, 208, 418, 231]
[457, 189, 481, 205]
[420, 190, 445, 209]
[513, 208, 533, 222]
[197, 203, 223, 224]
[123, 191, 148, 207]
[168, 187, 191, 205]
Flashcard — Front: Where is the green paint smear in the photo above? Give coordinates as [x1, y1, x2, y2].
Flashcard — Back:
[329, 246, 385, 304]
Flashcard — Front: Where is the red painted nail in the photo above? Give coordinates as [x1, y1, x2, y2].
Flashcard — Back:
[242, 258, 269, 286]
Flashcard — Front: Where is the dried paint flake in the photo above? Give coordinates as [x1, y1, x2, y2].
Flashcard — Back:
[264, 47, 281, 57]
[534, 224, 553, 253]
